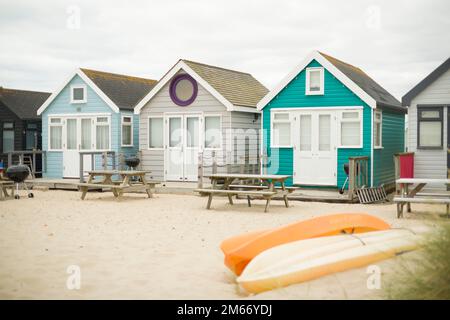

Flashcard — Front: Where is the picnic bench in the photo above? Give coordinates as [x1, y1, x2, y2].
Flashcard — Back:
[0, 180, 14, 201]
[394, 178, 450, 218]
[194, 173, 296, 212]
[77, 170, 160, 200]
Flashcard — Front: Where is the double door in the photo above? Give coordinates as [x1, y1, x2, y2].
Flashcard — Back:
[166, 114, 201, 181]
[63, 117, 93, 178]
[294, 111, 338, 185]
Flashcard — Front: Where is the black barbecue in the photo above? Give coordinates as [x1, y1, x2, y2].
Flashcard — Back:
[338, 162, 360, 195]
[5, 164, 34, 199]
[125, 157, 140, 170]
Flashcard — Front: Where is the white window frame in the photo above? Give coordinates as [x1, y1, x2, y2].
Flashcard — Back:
[121, 115, 133, 147]
[338, 110, 363, 148]
[147, 116, 164, 150]
[204, 114, 222, 150]
[70, 84, 87, 104]
[94, 116, 111, 151]
[271, 111, 292, 148]
[48, 117, 63, 151]
[305, 67, 324, 95]
[374, 110, 383, 149]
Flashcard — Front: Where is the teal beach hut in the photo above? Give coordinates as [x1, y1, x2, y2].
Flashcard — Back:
[37, 69, 156, 178]
[257, 51, 406, 189]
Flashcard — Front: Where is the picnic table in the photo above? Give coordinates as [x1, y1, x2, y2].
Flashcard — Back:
[0, 180, 14, 201]
[394, 178, 450, 218]
[77, 170, 160, 200]
[195, 173, 297, 212]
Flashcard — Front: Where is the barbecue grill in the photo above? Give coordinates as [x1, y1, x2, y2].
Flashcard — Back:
[5, 164, 34, 199]
[338, 162, 359, 194]
[125, 157, 140, 170]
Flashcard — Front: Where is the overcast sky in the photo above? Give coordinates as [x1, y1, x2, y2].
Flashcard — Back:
[1, 0, 449, 100]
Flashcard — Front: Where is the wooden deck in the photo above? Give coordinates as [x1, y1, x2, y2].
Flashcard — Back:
[30, 178, 358, 203]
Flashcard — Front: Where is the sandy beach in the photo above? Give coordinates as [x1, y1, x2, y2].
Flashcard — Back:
[0, 190, 443, 299]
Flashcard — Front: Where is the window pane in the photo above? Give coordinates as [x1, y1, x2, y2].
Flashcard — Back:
[309, 70, 321, 91]
[2, 130, 14, 152]
[274, 123, 291, 147]
[27, 123, 38, 129]
[420, 121, 441, 147]
[319, 115, 331, 151]
[123, 117, 131, 123]
[81, 119, 92, 150]
[274, 113, 289, 120]
[341, 121, 360, 146]
[205, 116, 221, 148]
[73, 87, 85, 101]
[175, 79, 194, 101]
[342, 112, 359, 119]
[421, 110, 440, 119]
[50, 118, 61, 124]
[299, 115, 311, 151]
[50, 126, 62, 150]
[187, 117, 199, 147]
[97, 117, 108, 123]
[96, 125, 109, 149]
[3, 122, 13, 129]
[149, 118, 163, 148]
[122, 124, 132, 146]
[25, 130, 36, 150]
[374, 122, 381, 147]
[169, 117, 182, 148]
[66, 119, 77, 150]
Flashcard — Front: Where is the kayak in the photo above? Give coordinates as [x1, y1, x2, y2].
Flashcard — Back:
[221, 213, 390, 275]
[237, 227, 428, 294]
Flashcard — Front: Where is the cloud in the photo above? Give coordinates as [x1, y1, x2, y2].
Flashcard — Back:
[0, 0, 449, 99]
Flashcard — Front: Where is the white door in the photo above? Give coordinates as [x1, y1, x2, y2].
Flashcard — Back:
[63, 117, 93, 178]
[63, 118, 79, 178]
[184, 115, 201, 181]
[166, 116, 184, 181]
[294, 111, 337, 185]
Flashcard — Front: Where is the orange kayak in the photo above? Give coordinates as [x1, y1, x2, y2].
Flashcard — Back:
[221, 213, 390, 276]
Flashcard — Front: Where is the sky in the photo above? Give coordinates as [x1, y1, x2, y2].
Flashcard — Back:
[0, 0, 449, 100]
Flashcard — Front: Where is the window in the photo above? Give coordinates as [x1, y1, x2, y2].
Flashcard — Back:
[306, 67, 324, 95]
[272, 112, 291, 147]
[340, 111, 362, 147]
[2, 122, 14, 153]
[121, 116, 133, 147]
[204, 116, 221, 149]
[71, 85, 87, 103]
[25, 123, 38, 150]
[417, 107, 443, 149]
[95, 117, 110, 150]
[374, 110, 382, 148]
[148, 117, 163, 149]
[49, 118, 62, 150]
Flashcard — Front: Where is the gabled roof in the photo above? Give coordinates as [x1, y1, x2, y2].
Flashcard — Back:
[37, 69, 157, 115]
[0, 87, 50, 119]
[134, 59, 268, 114]
[257, 51, 403, 111]
[80, 68, 157, 110]
[402, 57, 450, 106]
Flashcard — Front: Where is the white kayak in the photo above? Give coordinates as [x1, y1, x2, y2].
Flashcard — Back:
[237, 227, 429, 294]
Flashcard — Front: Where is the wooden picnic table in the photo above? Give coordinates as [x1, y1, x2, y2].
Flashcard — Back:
[78, 170, 159, 200]
[394, 178, 450, 218]
[195, 173, 295, 212]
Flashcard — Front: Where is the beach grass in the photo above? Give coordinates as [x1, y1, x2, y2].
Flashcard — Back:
[385, 220, 450, 300]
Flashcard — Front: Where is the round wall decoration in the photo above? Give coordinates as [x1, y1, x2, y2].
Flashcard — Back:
[169, 74, 198, 106]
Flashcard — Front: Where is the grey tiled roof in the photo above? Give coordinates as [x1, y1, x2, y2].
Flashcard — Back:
[81, 68, 157, 110]
[0, 87, 50, 119]
[183, 60, 268, 108]
[320, 52, 404, 111]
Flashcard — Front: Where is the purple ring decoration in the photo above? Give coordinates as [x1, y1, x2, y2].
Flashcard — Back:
[169, 74, 198, 106]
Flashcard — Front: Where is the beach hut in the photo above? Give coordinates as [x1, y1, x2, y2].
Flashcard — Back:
[37, 69, 157, 178]
[257, 51, 406, 189]
[0, 87, 50, 175]
[402, 57, 450, 181]
[134, 59, 268, 182]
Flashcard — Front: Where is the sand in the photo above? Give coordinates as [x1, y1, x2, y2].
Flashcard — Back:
[0, 190, 443, 299]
